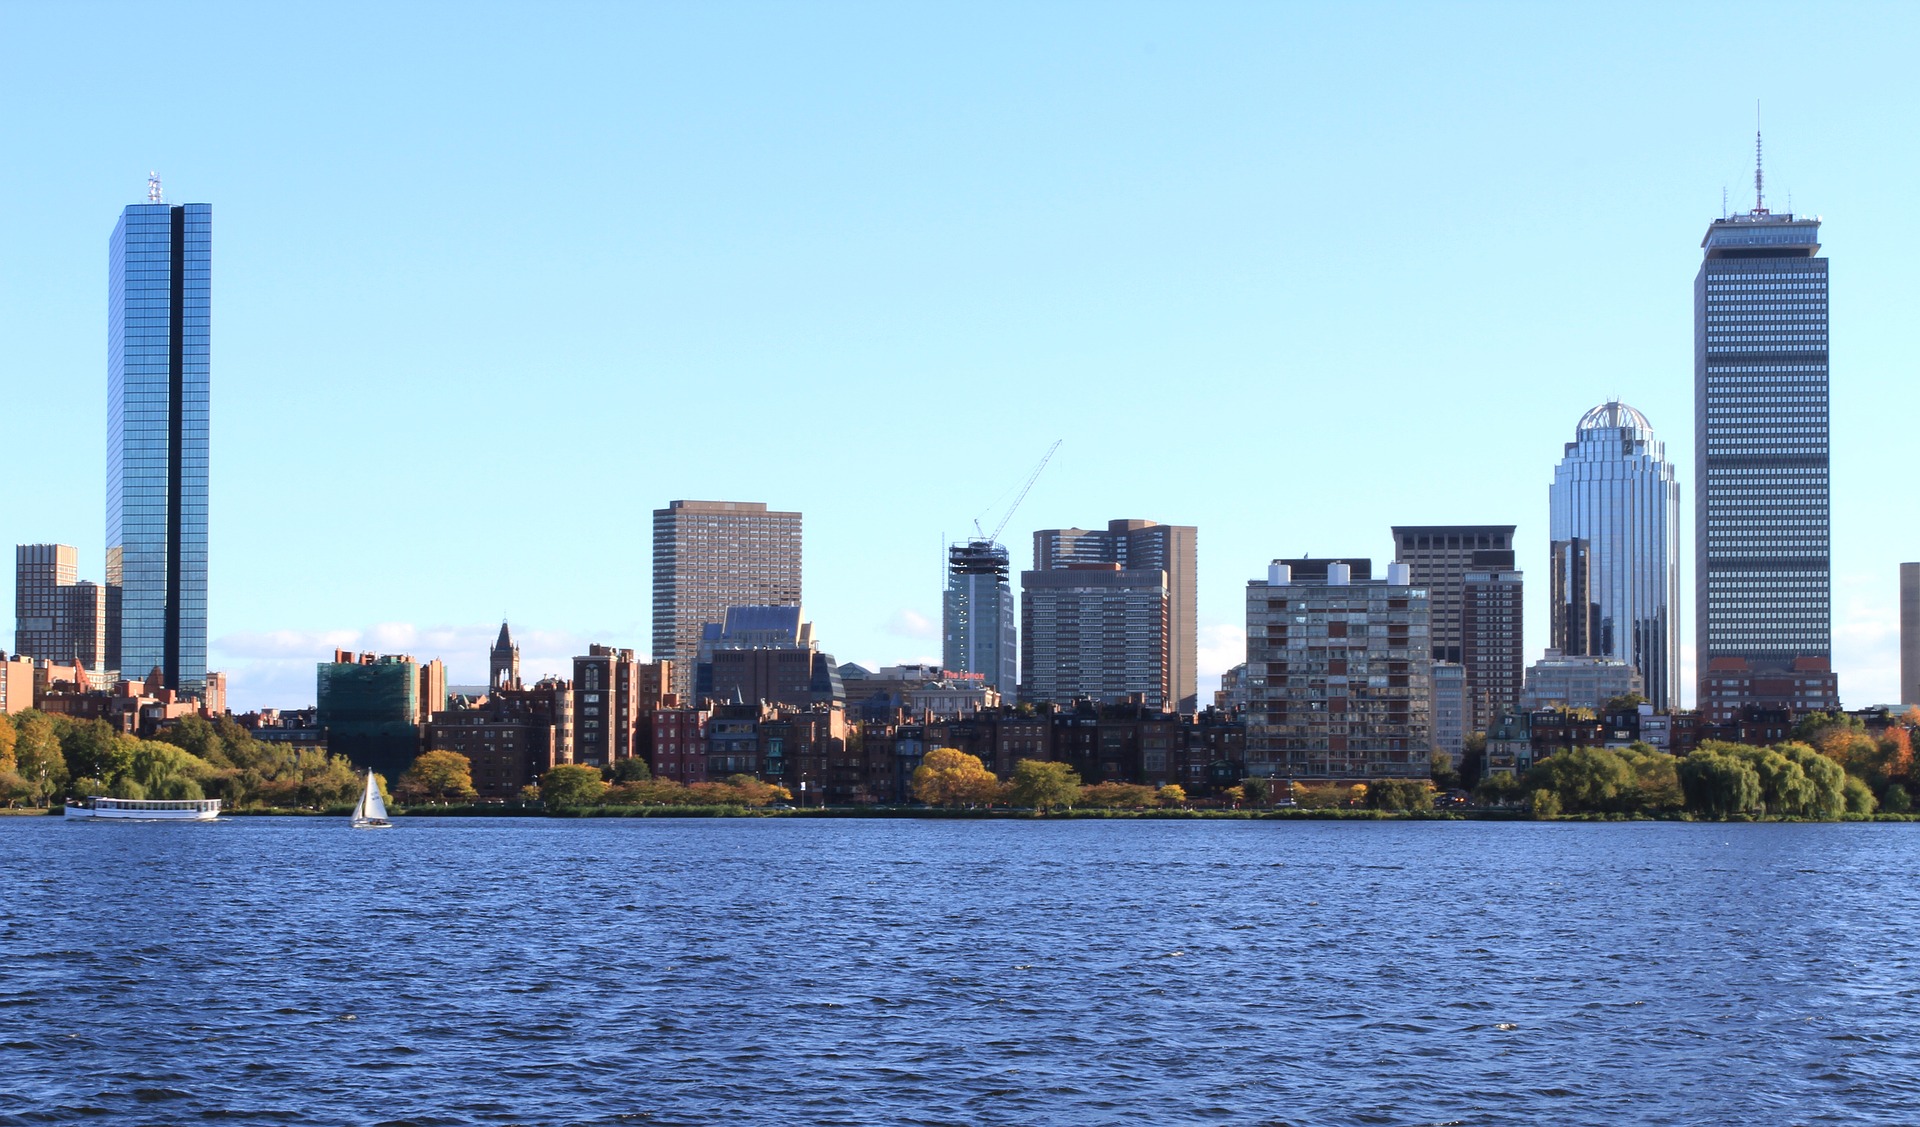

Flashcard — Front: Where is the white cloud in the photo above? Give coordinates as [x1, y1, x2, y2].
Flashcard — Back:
[1834, 570, 1900, 706]
[1196, 620, 1245, 704]
[884, 609, 939, 640]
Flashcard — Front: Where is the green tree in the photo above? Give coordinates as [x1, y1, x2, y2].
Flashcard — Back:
[1008, 759, 1080, 812]
[1603, 693, 1648, 713]
[1240, 777, 1273, 807]
[1366, 778, 1434, 812]
[1529, 789, 1562, 818]
[1881, 783, 1911, 814]
[159, 713, 229, 766]
[397, 750, 478, 804]
[126, 740, 212, 800]
[1677, 749, 1762, 818]
[55, 717, 136, 788]
[610, 756, 653, 783]
[1429, 751, 1460, 792]
[1530, 746, 1636, 814]
[539, 764, 607, 811]
[1460, 731, 1488, 788]
[1474, 772, 1525, 806]
[14, 712, 69, 806]
[1844, 775, 1880, 815]
[1616, 743, 1683, 812]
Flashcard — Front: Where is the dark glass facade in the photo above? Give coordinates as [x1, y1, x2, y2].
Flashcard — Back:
[1693, 208, 1829, 689]
[944, 540, 1017, 697]
[108, 201, 210, 692]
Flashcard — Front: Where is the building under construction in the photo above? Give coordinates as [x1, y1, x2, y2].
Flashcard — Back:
[945, 540, 1017, 699]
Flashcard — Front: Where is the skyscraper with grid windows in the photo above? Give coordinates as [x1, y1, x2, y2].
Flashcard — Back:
[108, 177, 210, 693]
[652, 500, 803, 702]
[1694, 142, 1835, 713]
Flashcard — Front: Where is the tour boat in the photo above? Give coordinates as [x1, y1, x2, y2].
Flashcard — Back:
[351, 770, 392, 829]
[64, 796, 221, 821]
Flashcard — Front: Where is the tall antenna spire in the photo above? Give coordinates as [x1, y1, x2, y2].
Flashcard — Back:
[146, 171, 163, 203]
[1753, 101, 1765, 213]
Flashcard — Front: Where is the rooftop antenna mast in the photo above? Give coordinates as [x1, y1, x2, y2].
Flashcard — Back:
[147, 171, 163, 203]
[1753, 102, 1766, 213]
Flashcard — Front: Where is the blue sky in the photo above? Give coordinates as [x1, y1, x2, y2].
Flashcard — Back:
[3, 2, 1916, 712]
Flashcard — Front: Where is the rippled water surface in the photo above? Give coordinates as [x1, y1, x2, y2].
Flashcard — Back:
[4, 816, 1920, 1125]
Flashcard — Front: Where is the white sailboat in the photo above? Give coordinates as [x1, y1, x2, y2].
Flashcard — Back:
[351, 770, 393, 829]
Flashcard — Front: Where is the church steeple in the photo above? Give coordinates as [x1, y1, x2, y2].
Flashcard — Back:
[490, 621, 521, 691]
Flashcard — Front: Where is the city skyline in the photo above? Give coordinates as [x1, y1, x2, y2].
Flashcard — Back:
[3, 6, 1916, 713]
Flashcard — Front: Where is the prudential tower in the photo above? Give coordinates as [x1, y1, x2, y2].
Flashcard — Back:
[1549, 402, 1682, 709]
[1693, 134, 1832, 709]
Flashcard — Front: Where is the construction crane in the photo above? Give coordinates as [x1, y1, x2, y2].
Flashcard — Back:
[971, 439, 1061, 547]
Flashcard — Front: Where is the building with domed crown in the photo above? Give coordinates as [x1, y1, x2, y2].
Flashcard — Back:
[1548, 401, 1682, 710]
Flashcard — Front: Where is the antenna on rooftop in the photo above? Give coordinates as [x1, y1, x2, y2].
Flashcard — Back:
[147, 171, 163, 203]
[1753, 102, 1766, 213]
[1721, 186, 1727, 218]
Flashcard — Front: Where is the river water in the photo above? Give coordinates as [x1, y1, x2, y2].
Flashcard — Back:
[2, 816, 1917, 1125]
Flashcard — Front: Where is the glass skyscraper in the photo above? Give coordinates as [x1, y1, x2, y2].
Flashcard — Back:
[944, 540, 1017, 697]
[108, 185, 210, 692]
[1694, 186, 1829, 697]
[1548, 402, 1682, 709]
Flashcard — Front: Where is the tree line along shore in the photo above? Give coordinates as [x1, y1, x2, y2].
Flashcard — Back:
[1, 708, 1913, 823]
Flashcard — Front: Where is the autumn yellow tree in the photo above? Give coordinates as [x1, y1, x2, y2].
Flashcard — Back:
[912, 748, 1003, 808]
[1079, 782, 1158, 809]
[397, 750, 477, 804]
[1156, 784, 1187, 808]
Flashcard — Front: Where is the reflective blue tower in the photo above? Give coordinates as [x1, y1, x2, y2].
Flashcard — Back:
[107, 175, 209, 693]
[1549, 402, 1682, 709]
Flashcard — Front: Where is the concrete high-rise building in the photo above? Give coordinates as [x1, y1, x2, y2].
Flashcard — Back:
[1032, 519, 1196, 711]
[108, 178, 210, 694]
[14, 545, 108, 672]
[652, 500, 802, 700]
[1393, 527, 1519, 734]
[1903, 564, 1920, 706]
[1390, 527, 1515, 662]
[1020, 564, 1169, 709]
[1244, 558, 1431, 781]
[1461, 566, 1524, 733]
[1695, 144, 1832, 710]
[1549, 402, 1683, 709]
[944, 540, 1017, 698]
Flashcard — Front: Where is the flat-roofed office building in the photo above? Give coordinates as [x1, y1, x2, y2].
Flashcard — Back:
[652, 500, 802, 701]
[1694, 150, 1833, 710]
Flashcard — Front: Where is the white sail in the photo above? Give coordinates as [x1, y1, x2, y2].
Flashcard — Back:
[355, 770, 388, 823]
